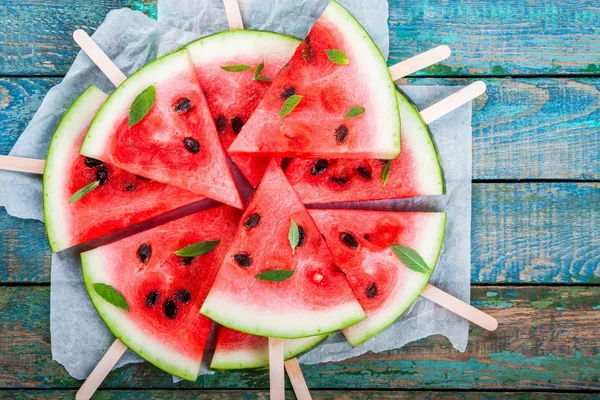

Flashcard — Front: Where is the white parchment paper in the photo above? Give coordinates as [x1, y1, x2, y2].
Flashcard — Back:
[0, 0, 470, 381]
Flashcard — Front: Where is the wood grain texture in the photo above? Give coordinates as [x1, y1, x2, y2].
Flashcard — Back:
[0, 1, 599, 76]
[2, 182, 598, 284]
[1, 286, 598, 390]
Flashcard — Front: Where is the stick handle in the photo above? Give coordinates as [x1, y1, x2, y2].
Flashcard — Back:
[285, 358, 312, 400]
[420, 81, 486, 124]
[73, 30, 127, 87]
[223, 0, 244, 30]
[421, 283, 498, 331]
[269, 338, 285, 400]
[0, 155, 45, 174]
[76, 339, 128, 400]
[388, 45, 451, 81]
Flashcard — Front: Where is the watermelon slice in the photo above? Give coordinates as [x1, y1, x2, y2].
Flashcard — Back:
[81, 206, 242, 380]
[211, 327, 327, 370]
[186, 30, 300, 187]
[310, 209, 446, 346]
[201, 160, 365, 338]
[80, 48, 243, 209]
[286, 90, 444, 204]
[228, 0, 400, 159]
[43, 85, 205, 253]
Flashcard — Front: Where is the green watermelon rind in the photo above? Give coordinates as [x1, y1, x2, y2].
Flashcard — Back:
[80, 249, 201, 381]
[43, 85, 108, 253]
[210, 334, 329, 371]
[342, 212, 447, 347]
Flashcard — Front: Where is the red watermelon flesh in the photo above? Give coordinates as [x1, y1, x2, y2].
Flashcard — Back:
[310, 209, 446, 347]
[286, 91, 445, 204]
[81, 205, 242, 380]
[228, 0, 400, 160]
[201, 160, 366, 338]
[43, 85, 206, 253]
[186, 31, 300, 187]
[80, 49, 243, 209]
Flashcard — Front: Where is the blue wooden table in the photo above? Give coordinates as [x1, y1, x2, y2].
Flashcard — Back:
[1, 0, 599, 398]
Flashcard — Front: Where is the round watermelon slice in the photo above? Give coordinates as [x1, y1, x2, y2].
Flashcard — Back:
[309, 209, 446, 347]
[228, 0, 400, 159]
[201, 160, 366, 338]
[81, 205, 242, 381]
[43, 85, 205, 253]
[211, 327, 327, 370]
[286, 90, 444, 204]
[186, 30, 300, 187]
[80, 48, 243, 209]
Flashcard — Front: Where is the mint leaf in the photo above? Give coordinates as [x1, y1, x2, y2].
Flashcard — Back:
[128, 85, 156, 128]
[221, 64, 252, 72]
[344, 106, 365, 119]
[380, 161, 392, 186]
[93, 283, 130, 311]
[280, 94, 303, 119]
[174, 240, 221, 257]
[255, 269, 295, 282]
[390, 244, 430, 274]
[253, 61, 272, 82]
[326, 49, 350, 65]
[289, 219, 300, 253]
[69, 180, 100, 203]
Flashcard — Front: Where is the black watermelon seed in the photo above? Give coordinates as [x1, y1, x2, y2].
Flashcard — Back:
[244, 213, 261, 229]
[176, 289, 191, 304]
[356, 165, 372, 180]
[231, 116, 244, 135]
[330, 176, 348, 185]
[300, 38, 314, 61]
[335, 124, 349, 144]
[182, 256, 194, 266]
[233, 253, 252, 268]
[145, 291, 159, 307]
[366, 282, 378, 298]
[84, 157, 103, 168]
[340, 232, 359, 249]
[280, 86, 296, 100]
[183, 137, 200, 154]
[297, 226, 306, 247]
[363, 233, 371, 240]
[310, 159, 329, 176]
[164, 299, 177, 319]
[215, 115, 228, 133]
[124, 182, 136, 192]
[96, 166, 109, 185]
[174, 98, 192, 113]
[136, 175, 152, 181]
[137, 243, 152, 264]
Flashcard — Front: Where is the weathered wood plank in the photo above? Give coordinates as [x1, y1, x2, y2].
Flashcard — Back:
[0, 1, 599, 76]
[2, 77, 599, 180]
[2, 182, 598, 284]
[1, 286, 599, 390]
[2, 390, 599, 399]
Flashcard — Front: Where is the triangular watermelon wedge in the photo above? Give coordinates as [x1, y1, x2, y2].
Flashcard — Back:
[43, 85, 206, 253]
[228, 0, 400, 159]
[286, 90, 445, 204]
[81, 206, 242, 381]
[201, 160, 366, 338]
[80, 48, 243, 209]
[185, 30, 300, 187]
[310, 209, 446, 346]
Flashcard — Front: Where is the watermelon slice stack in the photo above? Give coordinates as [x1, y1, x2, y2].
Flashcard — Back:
[40, 0, 453, 381]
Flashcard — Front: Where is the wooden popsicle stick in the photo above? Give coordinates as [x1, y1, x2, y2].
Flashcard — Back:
[0, 155, 45, 174]
[76, 338, 128, 400]
[73, 29, 127, 87]
[389, 45, 451, 81]
[285, 357, 312, 400]
[420, 81, 487, 124]
[223, 0, 244, 30]
[421, 283, 498, 331]
[269, 338, 285, 400]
